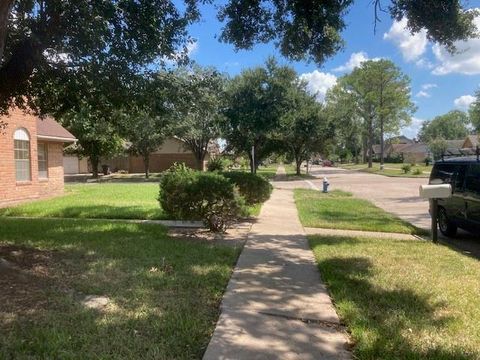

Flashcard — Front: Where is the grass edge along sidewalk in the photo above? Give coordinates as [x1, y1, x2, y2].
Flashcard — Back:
[0, 183, 262, 219]
[309, 234, 480, 359]
[294, 189, 427, 236]
[0, 217, 241, 359]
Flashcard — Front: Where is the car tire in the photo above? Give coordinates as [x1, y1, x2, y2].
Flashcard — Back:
[438, 207, 457, 237]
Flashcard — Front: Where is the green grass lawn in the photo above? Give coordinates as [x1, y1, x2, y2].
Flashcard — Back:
[0, 217, 240, 359]
[1, 183, 262, 220]
[294, 189, 425, 235]
[341, 163, 432, 178]
[0, 183, 166, 220]
[309, 234, 480, 359]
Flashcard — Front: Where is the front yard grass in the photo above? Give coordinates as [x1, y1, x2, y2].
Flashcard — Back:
[294, 189, 425, 235]
[1, 183, 262, 219]
[341, 163, 431, 178]
[0, 183, 165, 220]
[0, 217, 240, 359]
[309, 234, 480, 359]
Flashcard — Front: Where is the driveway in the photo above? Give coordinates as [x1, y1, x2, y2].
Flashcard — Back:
[274, 165, 480, 258]
[309, 166, 431, 230]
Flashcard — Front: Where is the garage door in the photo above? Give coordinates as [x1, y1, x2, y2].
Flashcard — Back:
[63, 156, 79, 174]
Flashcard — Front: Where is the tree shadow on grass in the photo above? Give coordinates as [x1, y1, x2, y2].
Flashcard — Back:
[1, 204, 167, 220]
[0, 218, 239, 359]
[318, 255, 474, 359]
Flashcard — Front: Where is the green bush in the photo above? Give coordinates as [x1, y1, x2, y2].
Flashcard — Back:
[159, 164, 246, 232]
[207, 157, 231, 172]
[412, 168, 422, 175]
[222, 172, 272, 205]
[401, 164, 412, 174]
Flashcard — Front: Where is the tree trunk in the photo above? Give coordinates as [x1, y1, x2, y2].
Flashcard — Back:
[0, 0, 14, 63]
[0, 38, 42, 104]
[368, 115, 374, 168]
[380, 117, 385, 169]
[143, 154, 150, 179]
[362, 135, 367, 164]
[194, 152, 206, 171]
[90, 156, 99, 179]
[295, 155, 301, 176]
[248, 145, 256, 174]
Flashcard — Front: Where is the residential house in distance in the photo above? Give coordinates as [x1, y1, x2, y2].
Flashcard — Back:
[463, 135, 479, 150]
[0, 108, 76, 206]
[64, 137, 219, 174]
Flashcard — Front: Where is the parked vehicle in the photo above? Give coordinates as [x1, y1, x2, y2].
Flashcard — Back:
[323, 160, 333, 167]
[429, 156, 480, 237]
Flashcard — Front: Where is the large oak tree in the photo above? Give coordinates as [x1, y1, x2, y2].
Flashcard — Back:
[0, 0, 201, 113]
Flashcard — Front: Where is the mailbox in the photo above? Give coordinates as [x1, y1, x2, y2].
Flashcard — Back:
[419, 184, 452, 199]
[418, 184, 452, 243]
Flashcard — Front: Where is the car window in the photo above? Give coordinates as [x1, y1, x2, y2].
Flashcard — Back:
[453, 165, 467, 193]
[465, 164, 480, 195]
[430, 164, 456, 184]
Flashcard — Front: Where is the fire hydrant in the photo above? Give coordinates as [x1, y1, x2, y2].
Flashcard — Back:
[322, 177, 330, 193]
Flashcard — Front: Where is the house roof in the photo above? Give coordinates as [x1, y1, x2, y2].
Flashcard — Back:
[36, 117, 76, 142]
[387, 135, 414, 144]
[389, 143, 411, 153]
[400, 142, 428, 153]
[371, 145, 381, 154]
[464, 135, 479, 148]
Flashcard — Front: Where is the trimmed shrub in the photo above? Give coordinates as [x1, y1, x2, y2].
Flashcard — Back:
[401, 164, 412, 174]
[222, 172, 272, 205]
[207, 157, 231, 172]
[412, 168, 422, 175]
[159, 164, 246, 232]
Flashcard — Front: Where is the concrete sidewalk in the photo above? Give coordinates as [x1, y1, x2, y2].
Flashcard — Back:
[203, 187, 351, 359]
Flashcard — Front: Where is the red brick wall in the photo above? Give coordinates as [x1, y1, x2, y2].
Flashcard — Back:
[0, 109, 65, 206]
[128, 153, 203, 173]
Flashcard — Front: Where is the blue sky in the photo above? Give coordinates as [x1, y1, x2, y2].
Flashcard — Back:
[184, 2, 480, 139]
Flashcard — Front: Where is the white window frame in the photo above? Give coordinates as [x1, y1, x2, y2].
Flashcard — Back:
[38, 143, 48, 179]
[13, 128, 31, 182]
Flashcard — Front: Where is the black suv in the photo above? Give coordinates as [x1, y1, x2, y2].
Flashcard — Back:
[429, 157, 480, 237]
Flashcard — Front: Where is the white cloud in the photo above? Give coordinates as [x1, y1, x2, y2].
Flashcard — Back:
[299, 70, 337, 102]
[401, 117, 425, 139]
[415, 90, 431, 98]
[431, 14, 480, 75]
[415, 58, 434, 69]
[422, 83, 437, 90]
[383, 18, 428, 62]
[454, 95, 476, 109]
[415, 84, 437, 98]
[332, 52, 380, 72]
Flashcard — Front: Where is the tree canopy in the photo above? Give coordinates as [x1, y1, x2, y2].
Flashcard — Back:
[418, 110, 470, 142]
[218, 0, 478, 64]
[327, 59, 414, 167]
[222, 58, 296, 173]
[0, 0, 201, 112]
[279, 81, 330, 175]
[173, 66, 227, 170]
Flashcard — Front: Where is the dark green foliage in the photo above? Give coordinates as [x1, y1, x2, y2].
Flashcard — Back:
[0, 0, 201, 112]
[401, 164, 412, 174]
[418, 110, 470, 142]
[159, 164, 246, 232]
[218, 0, 478, 64]
[222, 172, 272, 205]
[207, 157, 228, 172]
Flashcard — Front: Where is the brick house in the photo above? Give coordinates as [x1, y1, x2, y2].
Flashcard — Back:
[0, 108, 76, 206]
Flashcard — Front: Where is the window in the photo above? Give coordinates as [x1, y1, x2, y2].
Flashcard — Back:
[13, 128, 31, 181]
[465, 164, 480, 195]
[453, 165, 467, 193]
[38, 143, 48, 179]
[430, 164, 456, 184]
